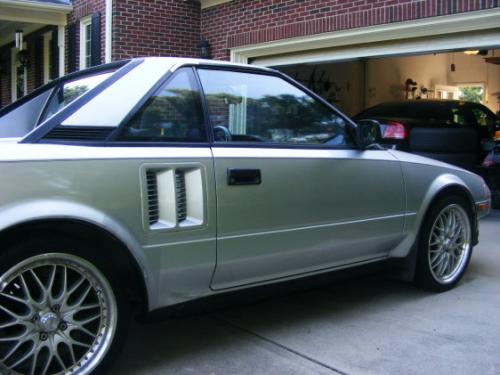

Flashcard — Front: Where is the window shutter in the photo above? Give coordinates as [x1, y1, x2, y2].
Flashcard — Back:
[90, 13, 101, 66]
[67, 23, 77, 73]
[34, 36, 43, 87]
[50, 29, 59, 79]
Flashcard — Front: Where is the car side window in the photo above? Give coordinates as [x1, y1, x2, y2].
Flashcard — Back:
[197, 69, 353, 146]
[470, 106, 497, 129]
[450, 107, 468, 126]
[40, 72, 113, 123]
[118, 68, 205, 142]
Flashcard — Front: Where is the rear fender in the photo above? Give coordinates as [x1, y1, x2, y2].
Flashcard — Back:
[0, 199, 156, 310]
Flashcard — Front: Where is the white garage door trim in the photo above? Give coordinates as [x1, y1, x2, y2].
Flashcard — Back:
[230, 8, 500, 66]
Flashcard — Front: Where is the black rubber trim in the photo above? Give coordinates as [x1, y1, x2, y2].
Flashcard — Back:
[21, 59, 144, 144]
[35, 140, 211, 148]
[34, 86, 58, 126]
[43, 126, 114, 141]
[192, 67, 215, 144]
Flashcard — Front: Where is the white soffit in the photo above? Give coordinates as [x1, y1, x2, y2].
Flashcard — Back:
[0, 0, 71, 24]
[62, 59, 173, 127]
[201, 0, 232, 9]
[231, 8, 500, 66]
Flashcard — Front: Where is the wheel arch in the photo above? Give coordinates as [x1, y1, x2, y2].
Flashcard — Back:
[389, 175, 477, 282]
[0, 215, 151, 316]
[420, 177, 477, 240]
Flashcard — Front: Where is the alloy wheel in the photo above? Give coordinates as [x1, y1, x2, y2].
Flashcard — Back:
[0, 253, 117, 375]
[427, 204, 471, 284]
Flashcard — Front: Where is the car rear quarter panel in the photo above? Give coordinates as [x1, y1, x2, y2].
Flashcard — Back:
[0, 145, 217, 311]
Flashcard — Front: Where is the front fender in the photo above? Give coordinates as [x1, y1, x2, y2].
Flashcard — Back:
[389, 172, 473, 258]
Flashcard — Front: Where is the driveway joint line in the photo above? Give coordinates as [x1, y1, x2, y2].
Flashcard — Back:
[210, 314, 349, 375]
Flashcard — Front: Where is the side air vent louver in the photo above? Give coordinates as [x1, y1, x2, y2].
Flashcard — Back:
[43, 126, 113, 141]
[144, 166, 203, 230]
[146, 171, 159, 226]
[175, 170, 187, 222]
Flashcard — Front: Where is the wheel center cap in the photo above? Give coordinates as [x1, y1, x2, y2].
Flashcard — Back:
[39, 312, 60, 332]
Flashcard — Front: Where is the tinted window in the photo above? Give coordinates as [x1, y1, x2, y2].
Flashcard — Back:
[198, 69, 352, 146]
[40, 72, 112, 123]
[0, 89, 52, 138]
[119, 68, 205, 142]
[470, 105, 497, 128]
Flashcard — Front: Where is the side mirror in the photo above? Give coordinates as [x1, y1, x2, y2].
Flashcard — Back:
[357, 119, 383, 150]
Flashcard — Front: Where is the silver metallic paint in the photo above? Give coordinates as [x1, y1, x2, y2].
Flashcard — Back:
[211, 148, 406, 289]
[0, 58, 491, 311]
[0, 150, 217, 310]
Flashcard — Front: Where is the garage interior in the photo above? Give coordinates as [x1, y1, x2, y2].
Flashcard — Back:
[273, 49, 500, 118]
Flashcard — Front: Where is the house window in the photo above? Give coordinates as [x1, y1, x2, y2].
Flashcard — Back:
[458, 83, 485, 104]
[79, 16, 92, 69]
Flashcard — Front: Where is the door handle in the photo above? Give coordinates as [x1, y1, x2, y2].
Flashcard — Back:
[227, 169, 261, 185]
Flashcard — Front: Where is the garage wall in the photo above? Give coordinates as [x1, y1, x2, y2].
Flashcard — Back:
[365, 53, 448, 108]
[365, 51, 500, 113]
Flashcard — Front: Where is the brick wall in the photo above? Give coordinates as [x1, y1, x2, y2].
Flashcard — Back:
[68, 0, 107, 69]
[202, 0, 500, 60]
[112, 0, 201, 60]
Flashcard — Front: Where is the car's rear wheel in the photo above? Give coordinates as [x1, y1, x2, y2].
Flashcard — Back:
[415, 195, 474, 292]
[0, 238, 128, 374]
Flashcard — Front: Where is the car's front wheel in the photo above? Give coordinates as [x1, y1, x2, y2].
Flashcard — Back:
[415, 195, 474, 292]
[0, 238, 128, 374]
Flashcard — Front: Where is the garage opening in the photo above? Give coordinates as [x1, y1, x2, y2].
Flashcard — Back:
[272, 49, 500, 118]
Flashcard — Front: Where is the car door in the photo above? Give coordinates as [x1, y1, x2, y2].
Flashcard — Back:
[197, 68, 406, 290]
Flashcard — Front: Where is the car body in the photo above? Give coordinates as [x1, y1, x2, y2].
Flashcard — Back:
[481, 131, 500, 208]
[0, 58, 492, 374]
[353, 100, 499, 172]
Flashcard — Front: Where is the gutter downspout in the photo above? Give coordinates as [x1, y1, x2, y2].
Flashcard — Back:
[105, 0, 112, 63]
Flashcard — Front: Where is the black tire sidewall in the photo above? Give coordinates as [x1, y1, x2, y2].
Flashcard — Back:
[415, 195, 474, 292]
[0, 235, 130, 375]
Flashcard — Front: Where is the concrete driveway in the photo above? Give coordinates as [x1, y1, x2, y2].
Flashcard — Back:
[112, 211, 500, 375]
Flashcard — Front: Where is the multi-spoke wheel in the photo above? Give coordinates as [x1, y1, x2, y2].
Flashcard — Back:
[0, 240, 127, 375]
[415, 195, 474, 292]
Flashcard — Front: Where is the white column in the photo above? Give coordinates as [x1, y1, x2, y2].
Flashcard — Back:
[58, 25, 65, 77]
[105, 0, 113, 63]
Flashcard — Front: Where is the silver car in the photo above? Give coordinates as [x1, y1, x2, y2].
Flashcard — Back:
[0, 58, 491, 374]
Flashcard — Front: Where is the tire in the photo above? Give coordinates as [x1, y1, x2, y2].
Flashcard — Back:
[0, 236, 129, 375]
[415, 195, 474, 292]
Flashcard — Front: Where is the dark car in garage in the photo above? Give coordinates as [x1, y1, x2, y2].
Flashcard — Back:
[353, 100, 498, 173]
[481, 131, 500, 208]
